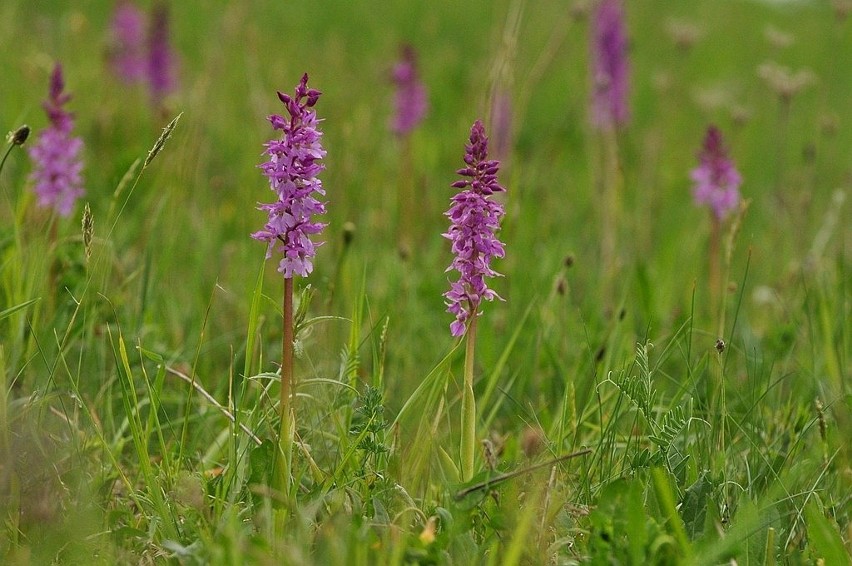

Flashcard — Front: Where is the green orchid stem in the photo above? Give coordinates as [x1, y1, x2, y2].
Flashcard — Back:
[709, 214, 722, 336]
[398, 134, 415, 255]
[277, 276, 295, 501]
[599, 127, 622, 310]
[460, 312, 478, 482]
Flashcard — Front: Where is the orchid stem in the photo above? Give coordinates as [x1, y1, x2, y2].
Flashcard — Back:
[461, 313, 478, 482]
[278, 277, 295, 500]
[709, 214, 722, 336]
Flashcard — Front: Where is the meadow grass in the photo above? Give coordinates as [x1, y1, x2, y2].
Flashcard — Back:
[1, 0, 850, 563]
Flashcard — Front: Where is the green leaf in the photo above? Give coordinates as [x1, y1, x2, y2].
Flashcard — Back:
[681, 470, 713, 541]
[624, 478, 649, 565]
[249, 439, 275, 489]
[652, 467, 692, 561]
[587, 477, 650, 563]
[804, 500, 851, 565]
[0, 297, 39, 321]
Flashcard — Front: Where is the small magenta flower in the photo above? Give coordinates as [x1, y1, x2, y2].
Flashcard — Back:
[444, 120, 506, 337]
[253, 74, 327, 278]
[590, 0, 630, 130]
[27, 64, 85, 217]
[691, 125, 742, 221]
[390, 45, 428, 136]
[148, 1, 177, 104]
[108, 1, 147, 83]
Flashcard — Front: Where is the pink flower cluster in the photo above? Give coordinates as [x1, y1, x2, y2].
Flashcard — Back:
[390, 45, 428, 136]
[443, 120, 506, 337]
[252, 74, 327, 278]
[27, 64, 85, 217]
[590, 0, 630, 130]
[691, 126, 742, 220]
[108, 0, 176, 104]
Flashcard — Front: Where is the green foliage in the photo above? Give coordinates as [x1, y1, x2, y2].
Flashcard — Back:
[588, 477, 677, 565]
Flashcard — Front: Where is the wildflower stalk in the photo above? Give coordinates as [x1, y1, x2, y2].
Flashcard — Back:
[444, 121, 505, 482]
[708, 214, 721, 328]
[590, 0, 629, 310]
[691, 126, 741, 329]
[252, 74, 326, 500]
[460, 313, 478, 481]
[398, 136, 416, 257]
[390, 45, 427, 255]
[717, 200, 749, 338]
[279, 277, 295, 497]
[599, 128, 622, 308]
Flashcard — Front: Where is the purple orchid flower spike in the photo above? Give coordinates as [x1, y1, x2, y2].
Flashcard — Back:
[148, 1, 177, 104]
[443, 120, 506, 337]
[253, 74, 327, 278]
[691, 125, 742, 221]
[27, 64, 85, 217]
[590, 0, 630, 130]
[390, 44, 428, 136]
[108, 1, 147, 84]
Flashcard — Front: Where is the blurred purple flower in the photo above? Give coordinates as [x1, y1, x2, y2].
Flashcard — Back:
[27, 64, 84, 217]
[691, 125, 741, 220]
[253, 74, 327, 278]
[390, 45, 428, 136]
[443, 120, 506, 337]
[108, 1, 147, 83]
[148, 1, 176, 103]
[489, 87, 513, 161]
[590, 0, 630, 130]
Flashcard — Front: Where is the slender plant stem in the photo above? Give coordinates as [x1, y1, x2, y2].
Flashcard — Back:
[600, 127, 621, 311]
[46, 215, 59, 316]
[713, 347, 728, 521]
[278, 277, 295, 498]
[717, 351, 726, 455]
[0, 142, 15, 178]
[709, 213, 722, 336]
[461, 312, 478, 482]
[398, 134, 415, 256]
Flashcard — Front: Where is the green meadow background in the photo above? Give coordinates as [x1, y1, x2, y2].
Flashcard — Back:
[1, 0, 849, 563]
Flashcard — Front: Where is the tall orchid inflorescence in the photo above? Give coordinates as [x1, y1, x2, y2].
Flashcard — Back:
[444, 120, 506, 337]
[691, 125, 741, 221]
[27, 64, 84, 217]
[253, 74, 327, 278]
[390, 45, 428, 137]
[148, 1, 177, 104]
[108, 0, 176, 105]
[590, 0, 630, 130]
[108, 1, 147, 83]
